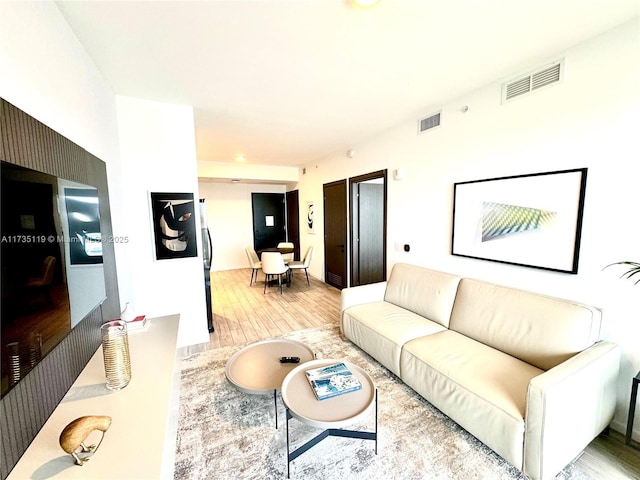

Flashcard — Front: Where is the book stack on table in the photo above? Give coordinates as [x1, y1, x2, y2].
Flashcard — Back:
[305, 362, 362, 400]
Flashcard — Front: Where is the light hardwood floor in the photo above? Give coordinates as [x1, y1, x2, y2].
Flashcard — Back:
[180, 268, 640, 479]
[192, 267, 342, 351]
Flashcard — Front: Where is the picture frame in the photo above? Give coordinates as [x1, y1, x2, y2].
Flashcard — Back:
[150, 192, 198, 260]
[451, 168, 587, 273]
[306, 201, 316, 234]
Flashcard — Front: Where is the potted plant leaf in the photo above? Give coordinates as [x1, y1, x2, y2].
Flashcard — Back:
[606, 261, 640, 285]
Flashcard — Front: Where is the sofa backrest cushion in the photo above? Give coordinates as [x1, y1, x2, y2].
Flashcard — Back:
[449, 278, 602, 370]
[384, 263, 461, 328]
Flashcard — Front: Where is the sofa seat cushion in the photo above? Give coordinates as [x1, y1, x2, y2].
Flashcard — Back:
[342, 301, 446, 376]
[400, 330, 544, 469]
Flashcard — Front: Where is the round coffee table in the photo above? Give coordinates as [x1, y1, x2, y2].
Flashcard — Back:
[225, 338, 315, 428]
[281, 359, 377, 478]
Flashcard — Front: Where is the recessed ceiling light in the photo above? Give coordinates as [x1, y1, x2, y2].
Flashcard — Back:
[234, 154, 245, 162]
[352, 0, 380, 8]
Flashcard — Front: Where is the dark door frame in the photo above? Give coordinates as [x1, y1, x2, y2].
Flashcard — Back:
[349, 170, 387, 287]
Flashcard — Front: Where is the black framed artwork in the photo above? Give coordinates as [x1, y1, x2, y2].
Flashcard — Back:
[451, 168, 588, 273]
[306, 200, 315, 234]
[150, 192, 197, 260]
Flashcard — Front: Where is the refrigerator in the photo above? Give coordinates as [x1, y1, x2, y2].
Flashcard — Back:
[199, 199, 214, 332]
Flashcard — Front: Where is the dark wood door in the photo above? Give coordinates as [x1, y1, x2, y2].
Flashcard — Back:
[350, 170, 387, 287]
[251, 193, 285, 252]
[323, 179, 347, 289]
[286, 190, 300, 261]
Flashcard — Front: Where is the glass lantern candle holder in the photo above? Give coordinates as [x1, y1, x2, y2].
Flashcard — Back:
[28, 332, 42, 368]
[100, 320, 131, 390]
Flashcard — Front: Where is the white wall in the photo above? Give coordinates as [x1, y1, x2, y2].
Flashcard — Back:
[115, 96, 210, 348]
[296, 19, 640, 437]
[198, 181, 286, 271]
[0, 1, 119, 163]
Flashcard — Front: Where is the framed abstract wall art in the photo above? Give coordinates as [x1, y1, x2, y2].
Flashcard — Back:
[306, 200, 316, 234]
[150, 192, 198, 260]
[451, 168, 587, 273]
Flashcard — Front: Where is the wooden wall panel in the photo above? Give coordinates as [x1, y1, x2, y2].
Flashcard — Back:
[0, 99, 120, 479]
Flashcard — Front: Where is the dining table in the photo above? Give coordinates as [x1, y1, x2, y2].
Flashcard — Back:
[258, 247, 294, 256]
[258, 247, 293, 255]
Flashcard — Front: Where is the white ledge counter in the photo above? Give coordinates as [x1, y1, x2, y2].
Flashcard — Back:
[8, 314, 181, 480]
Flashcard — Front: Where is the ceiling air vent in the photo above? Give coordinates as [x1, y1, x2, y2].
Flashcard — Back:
[505, 76, 531, 100]
[502, 59, 563, 103]
[532, 63, 561, 90]
[418, 111, 441, 134]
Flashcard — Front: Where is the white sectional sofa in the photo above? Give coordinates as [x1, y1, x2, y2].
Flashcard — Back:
[340, 263, 620, 480]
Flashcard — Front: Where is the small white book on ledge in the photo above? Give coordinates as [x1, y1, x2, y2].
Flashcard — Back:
[125, 315, 149, 333]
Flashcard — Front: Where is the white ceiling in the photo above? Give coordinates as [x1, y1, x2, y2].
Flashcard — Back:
[56, 0, 639, 168]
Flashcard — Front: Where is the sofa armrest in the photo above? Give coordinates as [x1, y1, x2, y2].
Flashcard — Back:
[340, 281, 387, 313]
[523, 340, 620, 480]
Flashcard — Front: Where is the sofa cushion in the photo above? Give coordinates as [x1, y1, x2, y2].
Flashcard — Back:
[449, 279, 602, 371]
[401, 330, 544, 469]
[384, 263, 461, 328]
[341, 301, 446, 377]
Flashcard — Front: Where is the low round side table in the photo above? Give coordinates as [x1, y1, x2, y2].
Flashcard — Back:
[281, 358, 377, 478]
[225, 338, 315, 428]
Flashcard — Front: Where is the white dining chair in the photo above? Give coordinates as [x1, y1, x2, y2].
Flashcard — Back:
[261, 252, 289, 294]
[287, 246, 313, 286]
[245, 247, 262, 286]
[277, 241, 294, 263]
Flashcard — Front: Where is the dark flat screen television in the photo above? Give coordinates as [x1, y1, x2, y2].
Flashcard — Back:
[0, 161, 106, 397]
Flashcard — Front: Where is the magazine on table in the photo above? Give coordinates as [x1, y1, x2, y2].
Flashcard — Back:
[305, 362, 362, 400]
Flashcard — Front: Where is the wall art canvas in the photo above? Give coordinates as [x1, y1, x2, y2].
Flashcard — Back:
[306, 200, 316, 234]
[451, 168, 587, 273]
[150, 192, 197, 260]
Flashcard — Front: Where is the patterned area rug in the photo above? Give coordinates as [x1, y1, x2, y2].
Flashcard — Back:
[175, 325, 592, 479]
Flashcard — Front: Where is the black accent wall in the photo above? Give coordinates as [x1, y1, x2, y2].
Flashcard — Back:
[0, 99, 120, 479]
